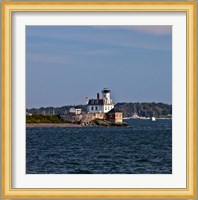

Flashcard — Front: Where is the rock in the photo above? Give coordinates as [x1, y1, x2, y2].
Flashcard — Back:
[89, 119, 128, 127]
[111, 122, 128, 127]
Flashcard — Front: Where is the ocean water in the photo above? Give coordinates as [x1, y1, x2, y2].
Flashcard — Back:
[26, 119, 172, 174]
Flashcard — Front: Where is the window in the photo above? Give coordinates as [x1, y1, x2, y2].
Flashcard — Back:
[91, 106, 94, 111]
[96, 106, 98, 110]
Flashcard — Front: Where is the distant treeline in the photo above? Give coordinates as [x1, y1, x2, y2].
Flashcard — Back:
[115, 102, 172, 118]
[26, 102, 172, 118]
[26, 105, 87, 116]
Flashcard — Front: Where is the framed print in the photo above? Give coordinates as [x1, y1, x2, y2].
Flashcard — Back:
[1, 1, 196, 198]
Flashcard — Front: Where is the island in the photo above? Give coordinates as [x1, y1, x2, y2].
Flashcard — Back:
[26, 88, 172, 127]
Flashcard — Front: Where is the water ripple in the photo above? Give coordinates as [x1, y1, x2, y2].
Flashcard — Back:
[26, 119, 172, 174]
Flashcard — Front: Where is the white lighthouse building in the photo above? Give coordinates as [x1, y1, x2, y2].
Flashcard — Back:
[87, 88, 114, 113]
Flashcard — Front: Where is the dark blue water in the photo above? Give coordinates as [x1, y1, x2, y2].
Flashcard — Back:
[26, 119, 172, 174]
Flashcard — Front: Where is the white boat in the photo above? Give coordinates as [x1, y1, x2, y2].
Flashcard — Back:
[151, 117, 156, 121]
[130, 113, 140, 119]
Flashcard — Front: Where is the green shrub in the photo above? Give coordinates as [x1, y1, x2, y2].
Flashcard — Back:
[26, 114, 65, 124]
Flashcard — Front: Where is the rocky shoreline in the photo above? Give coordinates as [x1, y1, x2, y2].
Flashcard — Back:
[27, 119, 128, 128]
[80, 119, 128, 127]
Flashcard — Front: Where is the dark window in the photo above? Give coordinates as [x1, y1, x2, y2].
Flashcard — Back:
[96, 106, 98, 110]
[91, 106, 94, 110]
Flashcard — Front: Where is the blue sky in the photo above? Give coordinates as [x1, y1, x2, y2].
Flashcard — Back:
[26, 26, 172, 108]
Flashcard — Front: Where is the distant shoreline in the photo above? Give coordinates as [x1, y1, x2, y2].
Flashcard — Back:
[26, 123, 81, 128]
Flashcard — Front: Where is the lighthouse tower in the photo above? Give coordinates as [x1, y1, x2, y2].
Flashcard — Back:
[102, 88, 111, 104]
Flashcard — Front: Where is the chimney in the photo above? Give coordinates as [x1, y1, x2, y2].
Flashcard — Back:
[97, 93, 100, 100]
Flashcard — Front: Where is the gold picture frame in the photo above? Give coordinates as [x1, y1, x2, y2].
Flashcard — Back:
[2, 1, 196, 198]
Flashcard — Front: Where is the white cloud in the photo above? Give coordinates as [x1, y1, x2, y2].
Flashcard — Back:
[93, 25, 172, 36]
[26, 53, 71, 65]
[26, 25, 172, 56]
[124, 26, 172, 36]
